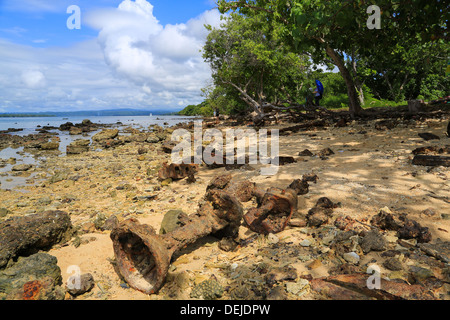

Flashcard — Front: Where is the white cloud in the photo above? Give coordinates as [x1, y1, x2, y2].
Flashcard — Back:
[21, 70, 46, 89]
[0, 1, 223, 112]
[85, 0, 222, 98]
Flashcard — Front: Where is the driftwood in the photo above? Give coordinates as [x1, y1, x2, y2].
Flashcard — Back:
[0, 211, 72, 269]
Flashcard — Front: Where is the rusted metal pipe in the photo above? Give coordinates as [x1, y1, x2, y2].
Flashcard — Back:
[243, 176, 313, 234]
[110, 185, 243, 294]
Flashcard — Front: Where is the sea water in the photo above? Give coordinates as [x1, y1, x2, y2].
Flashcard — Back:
[0, 115, 197, 190]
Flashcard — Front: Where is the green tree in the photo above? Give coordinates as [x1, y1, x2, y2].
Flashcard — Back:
[218, 0, 448, 116]
[203, 13, 310, 123]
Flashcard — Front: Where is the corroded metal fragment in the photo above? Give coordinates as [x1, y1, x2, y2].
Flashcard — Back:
[110, 177, 243, 294]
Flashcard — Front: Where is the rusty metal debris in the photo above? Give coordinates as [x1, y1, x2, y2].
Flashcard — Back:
[243, 175, 313, 234]
[157, 162, 198, 181]
[110, 180, 244, 294]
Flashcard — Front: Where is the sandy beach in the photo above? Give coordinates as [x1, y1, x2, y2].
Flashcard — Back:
[0, 111, 449, 300]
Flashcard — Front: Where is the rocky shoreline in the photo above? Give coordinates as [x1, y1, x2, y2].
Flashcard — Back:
[0, 110, 449, 300]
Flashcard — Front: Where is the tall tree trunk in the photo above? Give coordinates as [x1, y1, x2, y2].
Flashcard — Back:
[325, 46, 362, 117]
[350, 51, 365, 106]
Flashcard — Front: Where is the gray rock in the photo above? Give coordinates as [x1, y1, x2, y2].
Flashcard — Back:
[66, 273, 95, 296]
[343, 252, 360, 265]
[40, 142, 60, 150]
[67, 139, 90, 154]
[360, 230, 387, 254]
[383, 257, 403, 271]
[0, 211, 72, 268]
[37, 197, 52, 206]
[92, 129, 119, 142]
[103, 215, 119, 231]
[286, 278, 310, 297]
[12, 164, 32, 172]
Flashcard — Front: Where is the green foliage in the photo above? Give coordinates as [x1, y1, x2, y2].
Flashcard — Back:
[203, 12, 310, 114]
[178, 102, 213, 117]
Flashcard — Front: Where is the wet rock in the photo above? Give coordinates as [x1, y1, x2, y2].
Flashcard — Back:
[40, 141, 59, 150]
[92, 129, 119, 142]
[12, 164, 32, 172]
[69, 127, 83, 135]
[67, 139, 90, 154]
[360, 230, 387, 254]
[59, 122, 75, 131]
[66, 273, 95, 297]
[0, 253, 64, 300]
[0, 211, 72, 268]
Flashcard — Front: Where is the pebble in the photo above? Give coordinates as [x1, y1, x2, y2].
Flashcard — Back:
[343, 252, 360, 265]
[286, 278, 310, 296]
[300, 239, 312, 247]
[267, 233, 279, 245]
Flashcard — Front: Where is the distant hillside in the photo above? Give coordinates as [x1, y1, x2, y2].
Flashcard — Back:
[0, 109, 180, 117]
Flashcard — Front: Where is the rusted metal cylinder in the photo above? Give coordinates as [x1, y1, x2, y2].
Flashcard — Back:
[244, 187, 298, 234]
[243, 176, 313, 234]
[110, 187, 243, 294]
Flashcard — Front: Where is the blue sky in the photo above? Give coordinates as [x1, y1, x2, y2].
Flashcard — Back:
[0, 0, 221, 112]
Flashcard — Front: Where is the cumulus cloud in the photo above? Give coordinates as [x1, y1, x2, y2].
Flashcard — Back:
[0, 0, 223, 112]
[85, 0, 222, 96]
[21, 70, 46, 89]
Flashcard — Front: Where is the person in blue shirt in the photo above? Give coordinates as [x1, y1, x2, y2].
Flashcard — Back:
[314, 80, 324, 106]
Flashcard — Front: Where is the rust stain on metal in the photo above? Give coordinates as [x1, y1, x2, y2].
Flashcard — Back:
[243, 175, 313, 234]
[110, 176, 244, 294]
[22, 280, 44, 300]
